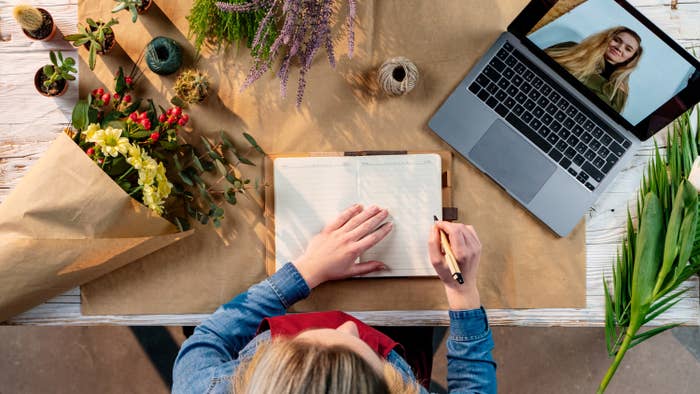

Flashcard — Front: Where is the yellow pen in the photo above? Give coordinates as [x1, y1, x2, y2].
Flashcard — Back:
[434, 216, 464, 285]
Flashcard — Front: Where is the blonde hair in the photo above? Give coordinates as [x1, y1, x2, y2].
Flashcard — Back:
[545, 26, 643, 108]
[232, 338, 420, 394]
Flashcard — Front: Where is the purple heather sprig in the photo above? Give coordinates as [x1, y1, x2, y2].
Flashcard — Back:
[216, 0, 356, 107]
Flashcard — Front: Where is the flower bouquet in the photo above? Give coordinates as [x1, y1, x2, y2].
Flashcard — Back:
[0, 68, 263, 322]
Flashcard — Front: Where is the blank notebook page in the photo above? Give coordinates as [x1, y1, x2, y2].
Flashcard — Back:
[274, 154, 442, 277]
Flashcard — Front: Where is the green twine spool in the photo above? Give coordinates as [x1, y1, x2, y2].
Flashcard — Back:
[145, 37, 183, 76]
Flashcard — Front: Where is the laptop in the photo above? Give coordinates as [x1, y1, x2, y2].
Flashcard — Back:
[429, 0, 700, 236]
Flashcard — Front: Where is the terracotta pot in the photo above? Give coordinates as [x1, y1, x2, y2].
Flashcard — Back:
[22, 8, 57, 42]
[138, 0, 153, 14]
[82, 25, 117, 56]
[34, 67, 68, 97]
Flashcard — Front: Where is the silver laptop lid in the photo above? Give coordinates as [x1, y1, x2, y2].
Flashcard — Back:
[508, 0, 700, 140]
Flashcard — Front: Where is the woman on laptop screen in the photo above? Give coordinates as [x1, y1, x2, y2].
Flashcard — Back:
[545, 26, 643, 113]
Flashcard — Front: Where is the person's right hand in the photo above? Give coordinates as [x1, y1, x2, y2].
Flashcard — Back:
[293, 204, 393, 289]
[428, 221, 482, 310]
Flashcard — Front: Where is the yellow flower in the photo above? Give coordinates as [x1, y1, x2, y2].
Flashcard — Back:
[89, 126, 129, 157]
[82, 123, 101, 141]
[126, 144, 145, 170]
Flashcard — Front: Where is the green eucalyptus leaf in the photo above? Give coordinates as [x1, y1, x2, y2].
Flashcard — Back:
[224, 188, 237, 205]
[243, 132, 265, 154]
[220, 131, 236, 152]
[179, 171, 194, 186]
[236, 154, 255, 166]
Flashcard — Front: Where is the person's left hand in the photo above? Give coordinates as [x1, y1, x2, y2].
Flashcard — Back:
[293, 204, 393, 288]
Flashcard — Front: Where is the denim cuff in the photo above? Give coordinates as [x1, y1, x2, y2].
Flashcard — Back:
[265, 262, 311, 308]
[449, 306, 490, 341]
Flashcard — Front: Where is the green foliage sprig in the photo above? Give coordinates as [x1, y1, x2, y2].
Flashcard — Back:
[187, 0, 277, 56]
[42, 51, 77, 89]
[599, 106, 700, 392]
[70, 67, 265, 230]
[64, 18, 119, 70]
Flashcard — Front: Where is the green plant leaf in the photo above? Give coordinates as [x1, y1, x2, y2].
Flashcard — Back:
[71, 99, 90, 130]
[179, 171, 193, 186]
[630, 192, 664, 324]
[628, 323, 681, 350]
[88, 43, 97, 70]
[243, 132, 265, 154]
[171, 96, 186, 108]
[224, 188, 237, 205]
[49, 50, 57, 66]
[115, 67, 127, 94]
[220, 131, 236, 152]
[236, 154, 255, 166]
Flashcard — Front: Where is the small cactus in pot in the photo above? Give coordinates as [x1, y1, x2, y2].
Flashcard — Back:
[174, 69, 210, 104]
[13, 4, 57, 41]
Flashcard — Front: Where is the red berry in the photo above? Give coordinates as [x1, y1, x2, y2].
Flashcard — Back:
[178, 118, 187, 126]
[91, 89, 98, 96]
[113, 93, 120, 100]
[139, 112, 149, 120]
[96, 88, 104, 96]
[101, 93, 111, 105]
[86, 147, 95, 156]
[128, 112, 138, 121]
[166, 108, 173, 116]
[125, 76, 133, 85]
[167, 116, 176, 125]
[142, 120, 152, 130]
[123, 95, 132, 103]
[150, 132, 159, 142]
[173, 106, 182, 116]
[158, 114, 167, 123]
[97, 158, 104, 165]
[181, 114, 189, 123]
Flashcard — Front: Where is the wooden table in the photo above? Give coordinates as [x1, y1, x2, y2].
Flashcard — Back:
[1, 0, 699, 326]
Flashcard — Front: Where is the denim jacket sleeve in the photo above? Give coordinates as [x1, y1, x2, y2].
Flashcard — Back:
[171, 263, 310, 394]
[447, 307, 497, 393]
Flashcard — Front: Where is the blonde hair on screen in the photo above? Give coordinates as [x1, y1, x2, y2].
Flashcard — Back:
[545, 26, 642, 108]
[232, 338, 420, 394]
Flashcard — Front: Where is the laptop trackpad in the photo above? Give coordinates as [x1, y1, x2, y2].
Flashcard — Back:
[469, 120, 556, 203]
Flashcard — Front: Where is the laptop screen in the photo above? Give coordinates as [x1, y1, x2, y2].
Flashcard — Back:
[509, 0, 700, 140]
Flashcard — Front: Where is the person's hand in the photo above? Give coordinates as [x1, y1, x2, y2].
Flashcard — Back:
[428, 221, 482, 310]
[293, 204, 393, 288]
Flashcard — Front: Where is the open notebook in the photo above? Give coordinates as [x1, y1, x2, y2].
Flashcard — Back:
[273, 154, 442, 277]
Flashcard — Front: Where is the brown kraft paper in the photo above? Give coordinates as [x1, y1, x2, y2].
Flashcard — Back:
[80, 0, 586, 314]
[0, 133, 192, 322]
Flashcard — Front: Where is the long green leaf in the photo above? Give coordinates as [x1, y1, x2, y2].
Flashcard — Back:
[630, 192, 664, 322]
[628, 323, 681, 350]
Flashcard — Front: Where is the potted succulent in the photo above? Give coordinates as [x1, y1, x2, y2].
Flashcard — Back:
[35, 51, 77, 97]
[64, 18, 119, 70]
[12, 4, 57, 41]
[174, 69, 210, 104]
[112, 0, 153, 23]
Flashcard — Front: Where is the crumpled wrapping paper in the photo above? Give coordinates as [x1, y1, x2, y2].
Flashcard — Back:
[0, 132, 192, 322]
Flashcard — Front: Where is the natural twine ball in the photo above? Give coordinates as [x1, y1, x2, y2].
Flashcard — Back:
[378, 57, 419, 96]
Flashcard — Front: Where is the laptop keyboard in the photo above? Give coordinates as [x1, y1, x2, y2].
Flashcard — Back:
[468, 41, 632, 191]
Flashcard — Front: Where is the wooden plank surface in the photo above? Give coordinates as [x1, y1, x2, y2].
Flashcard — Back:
[1, 0, 699, 326]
